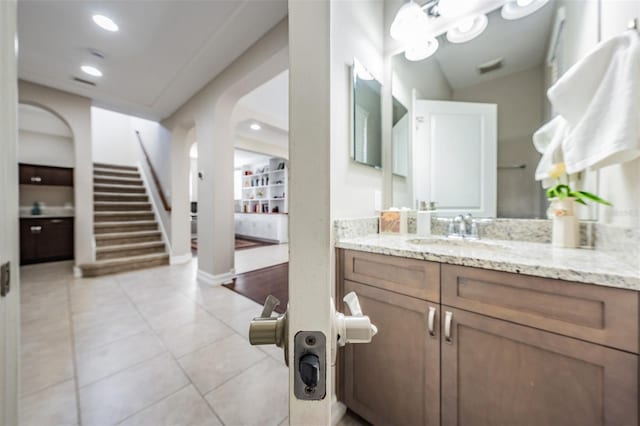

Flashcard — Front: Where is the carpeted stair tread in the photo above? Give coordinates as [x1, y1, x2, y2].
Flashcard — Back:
[79, 253, 169, 277]
[95, 230, 162, 246]
[93, 162, 138, 171]
[93, 169, 141, 178]
[95, 241, 166, 260]
[94, 184, 146, 194]
[94, 176, 144, 186]
[94, 192, 149, 202]
[94, 201, 152, 212]
[94, 211, 155, 222]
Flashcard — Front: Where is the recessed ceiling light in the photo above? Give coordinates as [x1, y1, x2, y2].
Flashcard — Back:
[92, 14, 119, 32]
[81, 65, 103, 77]
[250, 123, 261, 131]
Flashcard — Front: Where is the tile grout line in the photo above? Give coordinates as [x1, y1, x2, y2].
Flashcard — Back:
[114, 274, 228, 426]
[64, 274, 85, 426]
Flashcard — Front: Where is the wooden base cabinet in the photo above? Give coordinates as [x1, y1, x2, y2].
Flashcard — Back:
[342, 280, 440, 425]
[20, 218, 74, 265]
[337, 249, 639, 426]
[441, 307, 638, 426]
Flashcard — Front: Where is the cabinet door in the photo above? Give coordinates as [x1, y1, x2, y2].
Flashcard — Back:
[38, 219, 74, 260]
[441, 307, 638, 426]
[19, 220, 40, 265]
[343, 280, 440, 425]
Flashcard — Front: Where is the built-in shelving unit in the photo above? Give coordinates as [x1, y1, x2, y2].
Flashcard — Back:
[240, 158, 288, 214]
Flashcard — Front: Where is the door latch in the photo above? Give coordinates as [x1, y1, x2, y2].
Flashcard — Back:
[1, 261, 10, 298]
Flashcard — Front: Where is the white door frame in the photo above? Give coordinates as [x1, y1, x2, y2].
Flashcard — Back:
[0, 1, 21, 424]
[288, 0, 333, 423]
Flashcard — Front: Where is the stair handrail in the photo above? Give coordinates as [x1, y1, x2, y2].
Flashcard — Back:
[135, 130, 171, 212]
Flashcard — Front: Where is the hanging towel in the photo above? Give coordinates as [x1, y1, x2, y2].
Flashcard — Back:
[547, 31, 640, 174]
[533, 115, 568, 188]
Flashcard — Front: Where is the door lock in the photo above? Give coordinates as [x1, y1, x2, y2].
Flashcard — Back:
[249, 295, 289, 364]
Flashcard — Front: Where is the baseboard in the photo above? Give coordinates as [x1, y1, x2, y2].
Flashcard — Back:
[72, 265, 82, 278]
[197, 269, 236, 286]
[331, 397, 347, 425]
[170, 253, 192, 265]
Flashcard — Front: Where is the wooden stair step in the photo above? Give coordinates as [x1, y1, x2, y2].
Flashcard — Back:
[94, 176, 144, 186]
[96, 241, 166, 260]
[93, 162, 138, 171]
[94, 202, 152, 212]
[93, 169, 141, 179]
[79, 253, 169, 277]
[94, 211, 155, 222]
[94, 184, 146, 194]
[95, 230, 162, 247]
[94, 192, 149, 202]
[94, 220, 158, 234]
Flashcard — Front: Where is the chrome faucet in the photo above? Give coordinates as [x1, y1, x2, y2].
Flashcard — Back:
[447, 213, 479, 239]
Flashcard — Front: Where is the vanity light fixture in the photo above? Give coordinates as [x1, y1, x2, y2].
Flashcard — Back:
[437, 0, 478, 18]
[250, 123, 261, 131]
[92, 14, 119, 32]
[404, 38, 439, 62]
[501, 0, 549, 20]
[446, 14, 488, 43]
[390, 0, 430, 42]
[81, 65, 103, 77]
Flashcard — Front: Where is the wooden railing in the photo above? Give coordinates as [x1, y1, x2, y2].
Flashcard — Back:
[135, 130, 171, 212]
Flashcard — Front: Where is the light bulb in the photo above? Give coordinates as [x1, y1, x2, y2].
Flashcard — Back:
[457, 17, 475, 33]
[404, 38, 439, 61]
[81, 65, 103, 77]
[447, 14, 488, 43]
[250, 123, 261, 131]
[502, 0, 549, 20]
[517, 0, 535, 6]
[92, 14, 119, 32]
[438, 0, 478, 18]
[390, 1, 429, 42]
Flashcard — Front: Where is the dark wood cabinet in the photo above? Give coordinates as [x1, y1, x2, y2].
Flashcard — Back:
[342, 280, 440, 426]
[19, 163, 73, 186]
[20, 218, 74, 265]
[337, 249, 640, 426]
[441, 306, 638, 426]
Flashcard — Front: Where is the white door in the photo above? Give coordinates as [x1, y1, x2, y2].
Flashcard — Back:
[414, 100, 497, 217]
[0, 1, 20, 425]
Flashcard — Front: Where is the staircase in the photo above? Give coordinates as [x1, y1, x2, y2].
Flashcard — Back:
[79, 163, 169, 277]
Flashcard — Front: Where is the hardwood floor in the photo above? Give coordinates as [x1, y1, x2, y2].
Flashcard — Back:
[223, 263, 288, 313]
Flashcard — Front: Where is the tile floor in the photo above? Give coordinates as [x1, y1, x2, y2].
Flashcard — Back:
[19, 258, 289, 426]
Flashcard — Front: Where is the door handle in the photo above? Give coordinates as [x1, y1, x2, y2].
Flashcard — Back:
[444, 311, 453, 344]
[427, 306, 437, 337]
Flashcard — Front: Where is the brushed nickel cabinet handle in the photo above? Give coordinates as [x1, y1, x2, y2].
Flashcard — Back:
[50, 219, 63, 223]
[30, 226, 42, 233]
[30, 176, 42, 183]
[427, 306, 437, 337]
[444, 311, 453, 344]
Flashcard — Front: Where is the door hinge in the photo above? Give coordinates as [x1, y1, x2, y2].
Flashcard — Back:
[1, 261, 10, 298]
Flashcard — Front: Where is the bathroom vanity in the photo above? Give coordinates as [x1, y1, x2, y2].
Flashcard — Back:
[335, 237, 639, 426]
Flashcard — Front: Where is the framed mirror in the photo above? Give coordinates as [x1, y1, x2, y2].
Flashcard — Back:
[392, 96, 409, 177]
[352, 58, 382, 169]
[389, 1, 599, 220]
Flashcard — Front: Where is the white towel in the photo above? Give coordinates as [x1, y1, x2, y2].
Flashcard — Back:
[533, 115, 568, 188]
[547, 31, 640, 174]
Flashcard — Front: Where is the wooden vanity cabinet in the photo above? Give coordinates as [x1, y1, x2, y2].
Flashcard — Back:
[441, 306, 638, 426]
[337, 249, 639, 426]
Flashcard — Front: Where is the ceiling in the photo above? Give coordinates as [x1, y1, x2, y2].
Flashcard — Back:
[234, 149, 273, 168]
[17, 0, 287, 120]
[399, 0, 556, 90]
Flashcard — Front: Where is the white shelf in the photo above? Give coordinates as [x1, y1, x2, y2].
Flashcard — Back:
[240, 158, 288, 214]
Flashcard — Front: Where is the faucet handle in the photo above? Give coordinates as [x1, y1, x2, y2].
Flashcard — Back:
[470, 220, 480, 239]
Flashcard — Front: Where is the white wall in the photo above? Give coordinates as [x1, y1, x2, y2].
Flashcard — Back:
[330, 0, 386, 218]
[131, 116, 173, 203]
[18, 131, 74, 168]
[19, 80, 94, 267]
[453, 66, 545, 218]
[92, 107, 136, 166]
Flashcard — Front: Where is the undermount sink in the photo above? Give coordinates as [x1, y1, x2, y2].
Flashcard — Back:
[406, 237, 506, 251]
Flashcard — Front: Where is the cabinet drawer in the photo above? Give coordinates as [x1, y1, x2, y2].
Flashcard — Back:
[442, 264, 639, 353]
[19, 164, 73, 186]
[343, 250, 440, 302]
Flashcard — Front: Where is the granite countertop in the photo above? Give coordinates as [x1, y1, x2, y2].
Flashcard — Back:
[336, 233, 640, 291]
[19, 206, 74, 219]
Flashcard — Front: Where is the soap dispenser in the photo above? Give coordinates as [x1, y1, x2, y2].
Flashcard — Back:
[417, 201, 435, 237]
